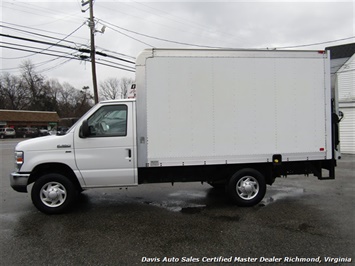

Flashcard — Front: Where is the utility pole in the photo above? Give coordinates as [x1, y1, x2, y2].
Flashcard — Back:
[82, 0, 99, 104]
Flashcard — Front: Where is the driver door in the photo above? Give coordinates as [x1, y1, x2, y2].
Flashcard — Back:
[74, 102, 136, 187]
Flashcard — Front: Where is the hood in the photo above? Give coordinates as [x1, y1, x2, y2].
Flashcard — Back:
[15, 132, 74, 151]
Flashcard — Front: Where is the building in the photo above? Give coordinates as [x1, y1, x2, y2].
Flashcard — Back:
[0, 110, 60, 130]
[326, 43, 355, 154]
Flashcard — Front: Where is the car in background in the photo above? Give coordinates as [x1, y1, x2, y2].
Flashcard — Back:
[57, 126, 69, 135]
[50, 126, 69, 136]
[16, 127, 39, 138]
[39, 129, 50, 136]
[0, 127, 16, 139]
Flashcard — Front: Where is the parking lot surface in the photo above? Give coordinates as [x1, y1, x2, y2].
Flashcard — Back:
[0, 139, 354, 265]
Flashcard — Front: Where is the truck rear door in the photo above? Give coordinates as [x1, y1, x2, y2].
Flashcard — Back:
[74, 101, 137, 187]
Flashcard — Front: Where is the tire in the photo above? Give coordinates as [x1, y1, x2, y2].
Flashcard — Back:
[226, 168, 266, 207]
[31, 173, 77, 214]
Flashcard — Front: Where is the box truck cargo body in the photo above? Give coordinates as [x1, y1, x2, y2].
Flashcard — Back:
[137, 49, 333, 166]
[10, 49, 340, 214]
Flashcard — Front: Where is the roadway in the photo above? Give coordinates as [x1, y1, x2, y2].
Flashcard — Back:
[0, 139, 354, 265]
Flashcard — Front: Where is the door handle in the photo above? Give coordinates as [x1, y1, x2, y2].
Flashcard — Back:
[127, 149, 132, 158]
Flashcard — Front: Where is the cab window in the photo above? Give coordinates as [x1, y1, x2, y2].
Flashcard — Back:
[86, 105, 127, 137]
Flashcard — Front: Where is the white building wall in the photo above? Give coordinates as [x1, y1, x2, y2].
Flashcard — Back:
[339, 104, 355, 154]
[337, 54, 355, 154]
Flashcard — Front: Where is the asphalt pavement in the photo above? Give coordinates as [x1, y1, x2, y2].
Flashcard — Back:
[0, 139, 354, 265]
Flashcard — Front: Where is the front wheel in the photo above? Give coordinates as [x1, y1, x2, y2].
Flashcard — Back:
[31, 173, 77, 214]
[226, 168, 266, 207]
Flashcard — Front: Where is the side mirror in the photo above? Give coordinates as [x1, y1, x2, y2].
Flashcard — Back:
[80, 120, 89, 138]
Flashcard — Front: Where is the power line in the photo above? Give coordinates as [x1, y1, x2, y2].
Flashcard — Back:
[0, 22, 136, 74]
[0, 60, 72, 74]
[35, 22, 86, 56]
[0, 31, 135, 65]
[96, 61, 135, 72]
[0, 24, 80, 47]
[100, 19, 225, 49]
[1, 1, 82, 26]
[0, 44, 135, 73]
[0, 44, 79, 60]
[0, 23, 86, 60]
[0, 36, 135, 71]
[274, 36, 355, 49]
[98, 58, 135, 71]
[101, 19, 355, 50]
[35, 57, 67, 69]
[38, 58, 73, 73]
[131, 1, 237, 41]
[0, 21, 88, 43]
[0, 57, 63, 71]
[96, 1, 238, 48]
[0, 33, 77, 51]
[78, 46, 135, 64]
[99, 18, 355, 50]
[103, 24, 154, 48]
[1, 21, 136, 60]
[96, 46, 136, 60]
[0, 41, 74, 59]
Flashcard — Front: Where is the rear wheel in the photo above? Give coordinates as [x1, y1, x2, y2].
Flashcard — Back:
[226, 168, 266, 207]
[31, 173, 77, 214]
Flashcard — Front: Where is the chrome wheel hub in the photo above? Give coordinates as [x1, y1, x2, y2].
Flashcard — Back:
[40, 182, 67, 207]
[236, 176, 259, 200]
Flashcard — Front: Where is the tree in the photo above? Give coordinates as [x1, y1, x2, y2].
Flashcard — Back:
[75, 86, 94, 117]
[0, 60, 94, 118]
[55, 83, 93, 118]
[99, 78, 120, 100]
[120, 77, 134, 99]
[99, 77, 134, 100]
[44, 78, 63, 112]
[20, 60, 47, 110]
[0, 73, 29, 110]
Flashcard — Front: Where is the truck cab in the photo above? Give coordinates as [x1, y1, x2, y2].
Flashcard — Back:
[10, 99, 137, 214]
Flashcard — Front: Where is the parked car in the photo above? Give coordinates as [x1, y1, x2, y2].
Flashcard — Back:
[39, 129, 50, 136]
[0, 127, 15, 139]
[59, 126, 69, 135]
[16, 127, 39, 138]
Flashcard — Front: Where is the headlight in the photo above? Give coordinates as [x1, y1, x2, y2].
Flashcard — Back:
[15, 151, 24, 171]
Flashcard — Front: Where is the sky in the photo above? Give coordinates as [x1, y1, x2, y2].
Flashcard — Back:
[0, 0, 354, 93]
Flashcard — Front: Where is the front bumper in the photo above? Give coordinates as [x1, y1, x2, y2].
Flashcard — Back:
[10, 172, 30, 193]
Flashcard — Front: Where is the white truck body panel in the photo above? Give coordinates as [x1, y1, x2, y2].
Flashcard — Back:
[136, 49, 332, 167]
[13, 134, 86, 187]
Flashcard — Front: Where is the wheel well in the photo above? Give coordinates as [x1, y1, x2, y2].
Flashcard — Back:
[220, 164, 275, 186]
[29, 163, 83, 192]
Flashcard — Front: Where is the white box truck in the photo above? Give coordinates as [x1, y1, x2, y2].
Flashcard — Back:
[10, 49, 340, 214]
